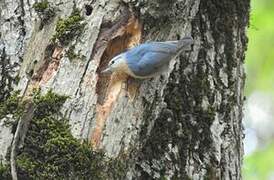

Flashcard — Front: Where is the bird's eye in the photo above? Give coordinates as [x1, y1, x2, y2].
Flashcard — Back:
[110, 61, 114, 65]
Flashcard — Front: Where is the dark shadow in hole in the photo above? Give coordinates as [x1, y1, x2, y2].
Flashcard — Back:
[176, 34, 181, 40]
[85, 5, 93, 16]
[29, 69, 34, 77]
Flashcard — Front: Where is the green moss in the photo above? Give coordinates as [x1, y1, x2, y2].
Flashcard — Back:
[0, 90, 24, 120]
[0, 161, 11, 180]
[66, 45, 78, 60]
[33, 1, 49, 12]
[8, 89, 128, 179]
[0, 89, 128, 178]
[33, 0, 55, 29]
[106, 157, 127, 179]
[16, 117, 107, 179]
[32, 88, 68, 118]
[14, 75, 20, 85]
[66, 45, 86, 61]
[52, 9, 86, 46]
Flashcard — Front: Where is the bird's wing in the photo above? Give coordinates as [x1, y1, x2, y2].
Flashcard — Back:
[134, 50, 173, 77]
[137, 42, 178, 66]
[126, 42, 178, 77]
[146, 42, 178, 54]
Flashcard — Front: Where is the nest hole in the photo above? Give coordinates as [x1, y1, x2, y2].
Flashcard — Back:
[85, 5, 93, 16]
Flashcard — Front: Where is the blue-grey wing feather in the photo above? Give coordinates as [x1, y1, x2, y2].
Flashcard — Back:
[126, 42, 178, 76]
[135, 51, 171, 76]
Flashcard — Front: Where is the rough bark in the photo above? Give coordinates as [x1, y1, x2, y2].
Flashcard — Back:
[0, 0, 249, 179]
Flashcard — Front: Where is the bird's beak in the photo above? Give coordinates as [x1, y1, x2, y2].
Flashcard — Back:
[101, 67, 112, 74]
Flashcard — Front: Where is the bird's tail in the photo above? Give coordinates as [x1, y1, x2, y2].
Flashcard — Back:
[177, 36, 194, 52]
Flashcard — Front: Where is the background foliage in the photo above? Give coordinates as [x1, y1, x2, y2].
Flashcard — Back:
[243, 0, 274, 179]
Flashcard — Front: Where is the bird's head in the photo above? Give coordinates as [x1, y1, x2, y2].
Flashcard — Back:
[101, 53, 126, 74]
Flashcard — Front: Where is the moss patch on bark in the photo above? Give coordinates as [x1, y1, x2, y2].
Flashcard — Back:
[52, 9, 86, 46]
[33, 0, 55, 29]
[1, 89, 127, 179]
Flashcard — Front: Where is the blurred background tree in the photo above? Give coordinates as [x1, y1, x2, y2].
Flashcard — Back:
[243, 0, 274, 179]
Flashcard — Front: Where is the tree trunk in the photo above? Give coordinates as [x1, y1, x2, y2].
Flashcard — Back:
[0, 0, 249, 179]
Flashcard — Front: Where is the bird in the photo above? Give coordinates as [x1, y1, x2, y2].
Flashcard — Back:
[101, 36, 193, 79]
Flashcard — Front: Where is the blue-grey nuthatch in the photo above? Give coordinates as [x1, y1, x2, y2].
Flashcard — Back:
[101, 36, 193, 79]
